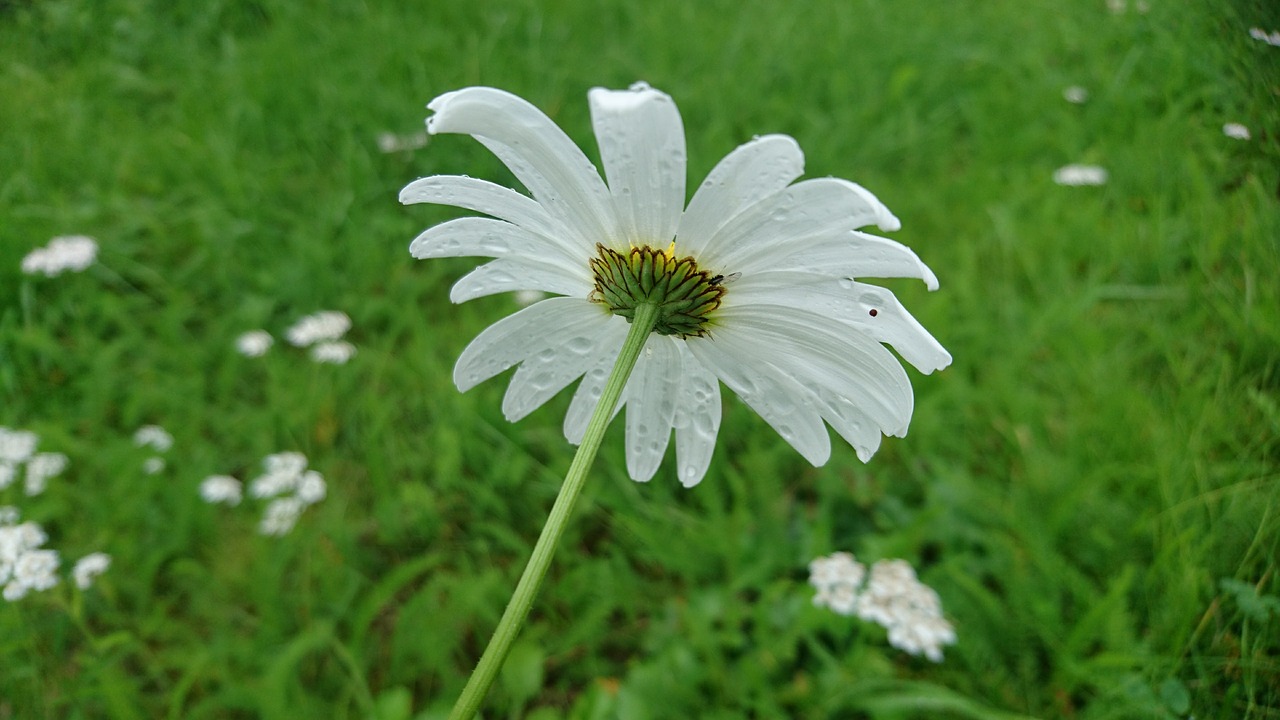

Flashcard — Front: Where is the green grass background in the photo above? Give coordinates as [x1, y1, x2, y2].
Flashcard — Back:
[2, 0, 1278, 717]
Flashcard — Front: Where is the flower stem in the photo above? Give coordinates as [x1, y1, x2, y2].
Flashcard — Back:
[448, 302, 660, 720]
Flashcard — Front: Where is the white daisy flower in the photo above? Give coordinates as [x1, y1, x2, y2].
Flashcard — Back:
[310, 340, 357, 364]
[142, 457, 166, 475]
[133, 425, 173, 452]
[286, 311, 351, 347]
[400, 84, 950, 487]
[20, 235, 98, 277]
[199, 475, 243, 505]
[72, 552, 111, 589]
[1053, 164, 1109, 186]
[1222, 122, 1251, 140]
[236, 330, 274, 357]
[0, 506, 18, 526]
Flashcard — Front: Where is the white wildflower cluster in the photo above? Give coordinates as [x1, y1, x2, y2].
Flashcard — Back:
[235, 330, 274, 357]
[133, 425, 173, 475]
[809, 552, 957, 662]
[199, 475, 243, 505]
[72, 552, 111, 590]
[0, 511, 59, 601]
[20, 235, 99, 277]
[1053, 164, 1109, 186]
[285, 311, 356, 364]
[1062, 86, 1088, 104]
[0, 426, 67, 496]
[1222, 123, 1251, 141]
[0, 511, 111, 599]
[377, 130, 429, 153]
[1249, 27, 1280, 47]
[201, 452, 326, 536]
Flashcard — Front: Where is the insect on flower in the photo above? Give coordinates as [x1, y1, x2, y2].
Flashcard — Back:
[402, 83, 950, 486]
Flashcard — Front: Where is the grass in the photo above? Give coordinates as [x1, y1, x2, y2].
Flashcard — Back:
[1, 0, 1278, 717]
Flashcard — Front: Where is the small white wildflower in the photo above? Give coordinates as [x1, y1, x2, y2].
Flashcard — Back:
[263, 451, 308, 477]
[142, 457, 166, 475]
[1105, 0, 1125, 13]
[1223, 123, 1251, 140]
[235, 330, 274, 357]
[72, 552, 111, 589]
[0, 428, 39, 464]
[250, 472, 298, 499]
[1249, 27, 1280, 46]
[0, 506, 18, 526]
[251, 452, 309, 498]
[1062, 86, 1089, 104]
[1, 521, 48, 568]
[4, 548, 60, 601]
[0, 464, 15, 491]
[809, 552, 867, 616]
[296, 470, 326, 505]
[1053, 164, 1109, 186]
[24, 452, 68, 496]
[310, 340, 357, 364]
[259, 497, 305, 536]
[514, 289, 546, 307]
[20, 235, 98, 277]
[200, 475, 243, 505]
[377, 131, 429, 153]
[133, 425, 173, 452]
[286, 311, 351, 347]
[887, 615, 957, 662]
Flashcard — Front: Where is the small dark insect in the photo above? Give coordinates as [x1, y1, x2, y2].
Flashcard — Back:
[868, 309, 879, 317]
[708, 272, 741, 286]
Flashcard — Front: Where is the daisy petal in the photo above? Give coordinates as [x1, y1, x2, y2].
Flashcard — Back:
[810, 390, 882, 462]
[589, 84, 686, 247]
[714, 304, 914, 436]
[623, 336, 681, 481]
[773, 230, 940, 290]
[454, 298, 602, 392]
[502, 309, 624, 421]
[677, 134, 805, 257]
[729, 272, 951, 373]
[450, 257, 592, 303]
[410, 217, 581, 265]
[672, 344, 722, 487]
[564, 351, 625, 444]
[400, 175, 566, 241]
[701, 178, 898, 273]
[687, 336, 832, 466]
[427, 87, 617, 250]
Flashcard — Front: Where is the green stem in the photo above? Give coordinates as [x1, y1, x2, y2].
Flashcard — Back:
[448, 302, 659, 720]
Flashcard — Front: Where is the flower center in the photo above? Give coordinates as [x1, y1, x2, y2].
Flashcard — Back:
[588, 243, 726, 338]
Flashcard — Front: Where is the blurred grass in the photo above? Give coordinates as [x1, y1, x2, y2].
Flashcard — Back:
[1, 0, 1278, 718]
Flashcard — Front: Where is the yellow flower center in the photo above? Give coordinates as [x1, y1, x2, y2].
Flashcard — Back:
[588, 243, 726, 338]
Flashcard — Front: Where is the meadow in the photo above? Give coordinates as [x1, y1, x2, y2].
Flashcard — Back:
[2, 0, 1278, 718]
